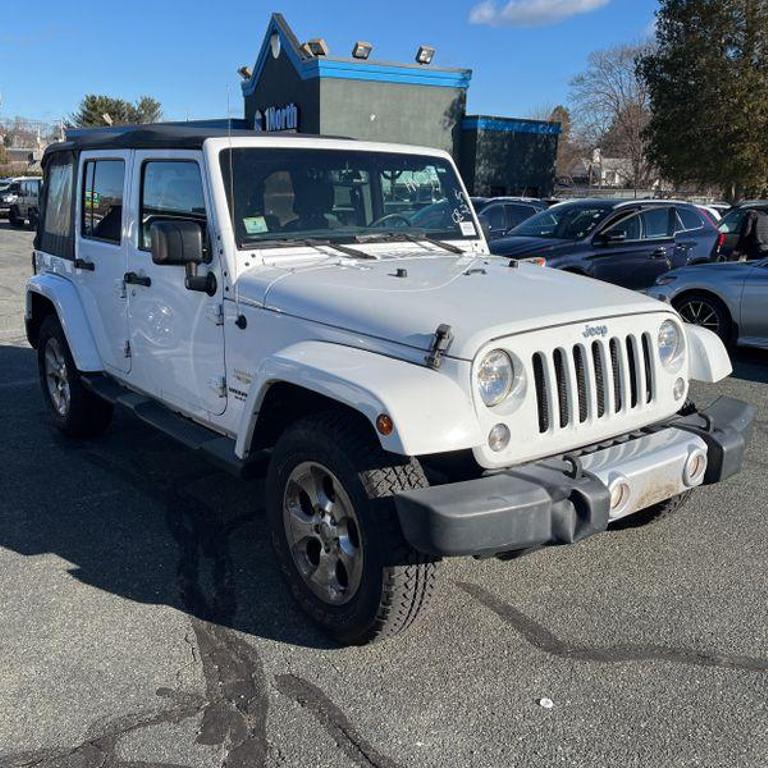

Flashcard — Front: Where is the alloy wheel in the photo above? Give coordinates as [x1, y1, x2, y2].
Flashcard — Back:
[282, 461, 364, 605]
[44, 337, 70, 416]
[677, 299, 721, 335]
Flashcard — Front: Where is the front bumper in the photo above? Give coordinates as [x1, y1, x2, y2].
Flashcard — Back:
[395, 397, 754, 557]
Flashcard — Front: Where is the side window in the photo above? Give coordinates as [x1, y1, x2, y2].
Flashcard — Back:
[604, 212, 641, 241]
[505, 204, 535, 229]
[140, 161, 206, 249]
[81, 159, 125, 244]
[641, 208, 673, 239]
[485, 205, 506, 230]
[676, 208, 703, 232]
[40, 153, 75, 258]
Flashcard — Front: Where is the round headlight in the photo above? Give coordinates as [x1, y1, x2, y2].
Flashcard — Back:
[658, 320, 683, 367]
[477, 349, 513, 407]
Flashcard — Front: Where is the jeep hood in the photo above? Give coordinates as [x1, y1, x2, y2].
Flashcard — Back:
[240, 254, 666, 360]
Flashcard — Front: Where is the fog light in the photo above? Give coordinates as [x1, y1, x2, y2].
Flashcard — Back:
[684, 449, 707, 486]
[609, 480, 631, 513]
[673, 378, 686, 401]
[488, 423, 510, 453]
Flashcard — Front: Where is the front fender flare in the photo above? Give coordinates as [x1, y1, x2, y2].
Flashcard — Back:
[235, 341, 484, 458]
[685, 323, 732, 383]
[26, 273, 103, 372]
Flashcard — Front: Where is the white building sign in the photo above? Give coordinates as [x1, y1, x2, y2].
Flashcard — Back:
[254, 103, 299, 132]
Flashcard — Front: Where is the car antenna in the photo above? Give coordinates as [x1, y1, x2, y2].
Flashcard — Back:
[226, 86, 244, 325]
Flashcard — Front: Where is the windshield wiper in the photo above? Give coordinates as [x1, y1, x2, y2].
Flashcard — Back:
[355, 230, 464, 255]
[242, 237, 375, 260]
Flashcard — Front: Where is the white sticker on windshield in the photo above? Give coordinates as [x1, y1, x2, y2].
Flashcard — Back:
[243, 216, 268, 234]
[460, 221, 477, 237]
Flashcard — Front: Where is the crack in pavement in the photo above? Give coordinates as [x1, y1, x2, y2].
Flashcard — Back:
[0, 691, 205, 768]
[458, 581, 768, 673]
[274, 675, 403, 768]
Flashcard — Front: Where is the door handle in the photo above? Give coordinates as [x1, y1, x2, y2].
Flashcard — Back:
[124, 271, 151, 287]
[652, 248, 668, 259]
[74, 258, 95, 271]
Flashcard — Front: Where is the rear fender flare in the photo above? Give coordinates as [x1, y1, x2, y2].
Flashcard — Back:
[26, 273, 103, 372]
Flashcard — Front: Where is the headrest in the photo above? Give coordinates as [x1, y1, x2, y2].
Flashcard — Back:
[292, 174, 334, 217]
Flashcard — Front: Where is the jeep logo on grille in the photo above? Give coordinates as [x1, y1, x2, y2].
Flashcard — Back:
[582, 324, 608, 339]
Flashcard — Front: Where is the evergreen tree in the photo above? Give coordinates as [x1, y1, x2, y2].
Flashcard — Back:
[639, 0, 768, 198]
[69, 95, 163, 128]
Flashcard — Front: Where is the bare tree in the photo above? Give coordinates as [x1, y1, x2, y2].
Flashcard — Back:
[570, 43, 654, 191]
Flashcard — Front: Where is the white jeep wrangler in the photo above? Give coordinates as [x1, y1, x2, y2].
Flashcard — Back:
[26, 125, 754, 645]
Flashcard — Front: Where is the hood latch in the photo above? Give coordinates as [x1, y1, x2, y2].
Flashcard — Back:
[425, 324, 454, 370]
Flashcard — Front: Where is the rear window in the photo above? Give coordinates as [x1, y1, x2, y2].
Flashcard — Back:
[38, 152, 76, 259]
[81, 160, 125, 244]
[641, 208, 672, 239]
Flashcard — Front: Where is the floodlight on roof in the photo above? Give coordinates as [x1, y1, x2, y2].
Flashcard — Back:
[415, 45, 435, 65]
[237, 65, 253, 80]
[305, 38, 329, 56]
[352, 41, 373, 60]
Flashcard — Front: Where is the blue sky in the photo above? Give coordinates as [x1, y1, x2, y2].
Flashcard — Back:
[0, 0, 658, 125]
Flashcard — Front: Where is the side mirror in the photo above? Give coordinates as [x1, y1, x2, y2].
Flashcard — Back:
[596, 231, 627, 245]
[149, 220, 216, 296]
[150, 219, 206, 266]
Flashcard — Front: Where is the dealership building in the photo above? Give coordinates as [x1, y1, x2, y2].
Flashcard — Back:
[237, 14, 561, 197]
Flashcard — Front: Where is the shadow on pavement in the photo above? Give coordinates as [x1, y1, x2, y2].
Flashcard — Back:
[730, 347, 768, 384]
[0, 343, 335, 651]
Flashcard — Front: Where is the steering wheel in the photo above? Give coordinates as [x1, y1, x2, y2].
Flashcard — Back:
[369, 213, 413, 229]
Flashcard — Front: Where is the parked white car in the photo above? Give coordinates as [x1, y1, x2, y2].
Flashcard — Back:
[26, 126, 754, 644]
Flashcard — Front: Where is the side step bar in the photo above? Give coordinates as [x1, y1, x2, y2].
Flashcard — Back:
[82, 375, 268, 480]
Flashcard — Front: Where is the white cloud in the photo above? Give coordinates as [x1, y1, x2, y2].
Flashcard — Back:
[468, 0, 611, 27]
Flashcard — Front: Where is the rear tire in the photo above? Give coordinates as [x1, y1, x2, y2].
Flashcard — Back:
[673, 293, 731, 345]
[37, 315, 113, 437]
[266, 411, 438, 645]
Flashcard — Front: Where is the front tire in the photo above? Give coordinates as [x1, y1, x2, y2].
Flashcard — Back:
[37, 315, 113, 437]
[266, 411, 438, 645]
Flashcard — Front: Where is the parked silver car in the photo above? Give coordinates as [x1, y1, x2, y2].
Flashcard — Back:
[651, 258, 768, 348]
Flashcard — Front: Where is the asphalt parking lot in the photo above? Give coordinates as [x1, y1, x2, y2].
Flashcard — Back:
[0, 219, 766, 768]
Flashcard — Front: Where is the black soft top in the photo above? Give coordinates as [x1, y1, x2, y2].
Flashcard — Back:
[44, 124, 350, 158]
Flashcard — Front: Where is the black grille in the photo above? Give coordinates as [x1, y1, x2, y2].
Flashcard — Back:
[553, 348, 569, 428]
[532, 353, 549, 433]
[574, 345, 589, 423]
[592, 341, 606, 418]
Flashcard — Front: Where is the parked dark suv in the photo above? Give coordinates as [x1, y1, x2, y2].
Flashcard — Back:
[489, 199, 720, 290]
[716, 201, 768, 261]
[471, 196, 546, 240]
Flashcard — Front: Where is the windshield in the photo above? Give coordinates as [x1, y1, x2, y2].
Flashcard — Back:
[510, 202, 613, 240]
[219, 148, 476, 247]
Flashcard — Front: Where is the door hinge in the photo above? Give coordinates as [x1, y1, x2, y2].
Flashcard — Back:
[206, 303, 224, 326]
[209, 376, 226, 398]
[123, 340, 132, 358]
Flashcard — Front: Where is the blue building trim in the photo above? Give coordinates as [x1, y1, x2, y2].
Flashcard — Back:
[462, 117, 561, 135]
[242, 14, 471, 95]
